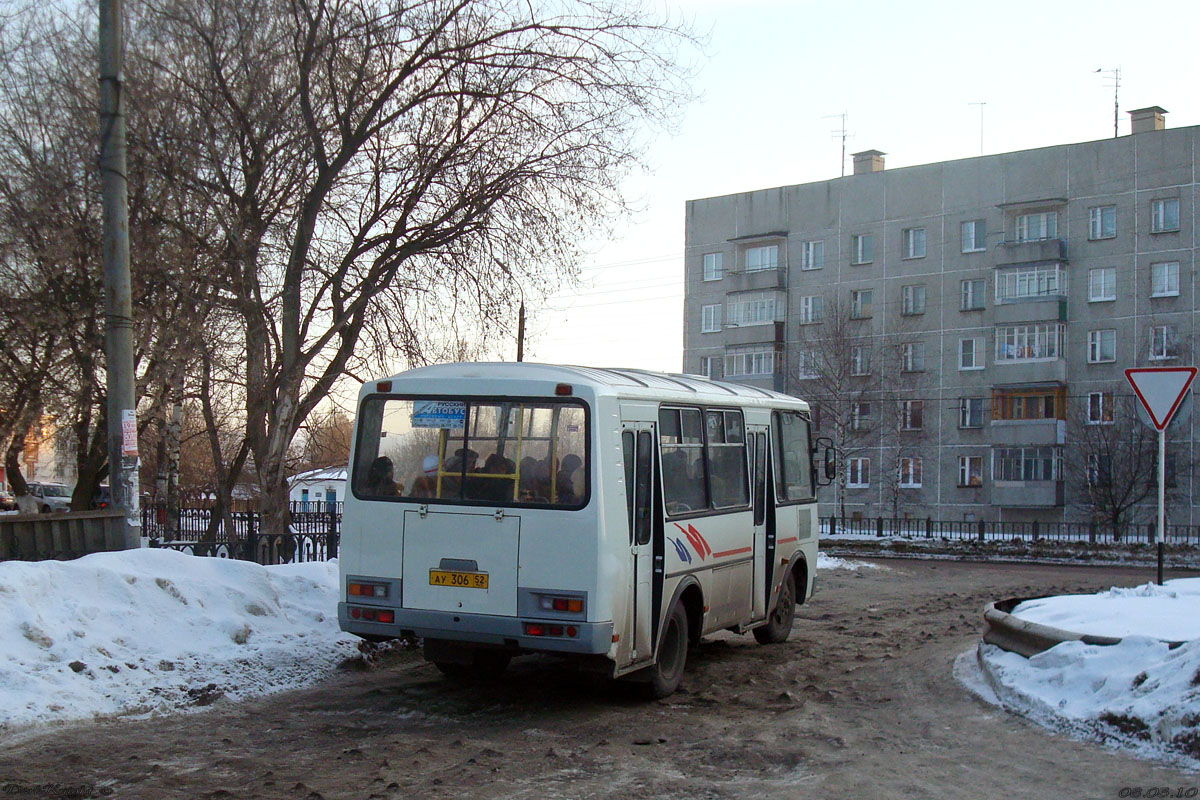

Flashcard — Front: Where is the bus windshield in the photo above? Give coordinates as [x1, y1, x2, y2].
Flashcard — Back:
[353, 396, 588, 508]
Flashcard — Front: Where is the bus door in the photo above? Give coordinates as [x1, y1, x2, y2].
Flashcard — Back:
[747, 426, 770, 620]
[621, 425, 655, 664]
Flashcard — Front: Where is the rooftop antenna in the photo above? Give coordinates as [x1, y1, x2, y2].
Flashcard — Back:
[1095, 67, 1121, 137]
[824, 111, 850, 177]
[968, 101, 986, 155]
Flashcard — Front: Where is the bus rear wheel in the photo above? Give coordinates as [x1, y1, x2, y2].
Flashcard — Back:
[754, 570, 796, 644]
[645, 603, 688, 699]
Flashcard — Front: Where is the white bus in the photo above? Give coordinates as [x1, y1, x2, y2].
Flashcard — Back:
[338, 362, 830, 696]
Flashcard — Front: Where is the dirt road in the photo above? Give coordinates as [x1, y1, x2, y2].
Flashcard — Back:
[1, 560, 1196, 799]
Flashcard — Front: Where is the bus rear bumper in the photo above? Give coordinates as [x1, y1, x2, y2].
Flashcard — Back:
[338, 603, 613, 655]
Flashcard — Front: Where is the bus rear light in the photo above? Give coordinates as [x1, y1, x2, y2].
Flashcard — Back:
[349, 606, 394, 623]
[526, 623, 546, 636]
[376, 380, 392, 393]
[348, 581, 387, 598]
[524, 622, 578, 638]
[548, 625, 563, 636]
[555, 383, 573, 396]
[537, 595, 584, 614]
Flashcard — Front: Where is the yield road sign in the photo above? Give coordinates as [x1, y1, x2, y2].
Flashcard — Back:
[1125, 367, 1198, 430]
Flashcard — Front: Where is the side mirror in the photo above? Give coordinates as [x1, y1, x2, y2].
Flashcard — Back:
[814, 437, 836, 486]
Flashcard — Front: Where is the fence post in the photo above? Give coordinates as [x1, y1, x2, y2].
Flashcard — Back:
[1089, 522, 1096, 544]
[925, 517, 932, 539]
[328, 507, 338, 559]
[1032, 520, 1040, 543]
[876, 517, 884, 538]
[244, 512, 258, 563]
[828, 517, 836, 537]
[978, 519, 985, 542]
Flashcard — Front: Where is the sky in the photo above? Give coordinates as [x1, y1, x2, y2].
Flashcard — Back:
[521, 0, 1200, 373]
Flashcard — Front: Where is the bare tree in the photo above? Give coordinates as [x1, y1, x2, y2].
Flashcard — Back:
[134, 0, 693, 536]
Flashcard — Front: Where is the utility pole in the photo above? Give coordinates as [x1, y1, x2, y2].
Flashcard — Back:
[516, 301, 525, 362]
[99, 0, 142, 547]
[1096, 68, 1121, 137]
[969, 101, 986, 155]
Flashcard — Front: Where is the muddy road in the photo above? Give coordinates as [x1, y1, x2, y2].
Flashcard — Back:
[2, 560, 1196, 799]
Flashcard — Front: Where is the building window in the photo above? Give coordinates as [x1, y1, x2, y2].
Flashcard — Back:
[961, 219, 986, 253]
[799, 295, 823, 324]
[961, 279, 986, 311]
[851, 345, 871, 376]
[901, 342, 925, 373]
[1150, 325, 1178, 361]
[1087, 329, 1116, 363]
[796, 350, 818, 379]
[851, 233, 873, 265]
[847, 458, 870, 488]
[1151, 261, 1180, 297]
[701, 304, 721, 333]
[1087, 454, 1112, 487]
[725, 345, 776, 377]
[1088, 205, 1116, 240]
[901, 284, 926, 315]
[699, 356, 722, 379]
[851, 289, 873, 319]
[703, 252, 723, 281]
[801, 240, 824, 271]
[994, 446, 1063, 482]
[995, 323, 1064, 362]
[851, 402, 872, 431]
[959, 338, 983, 370]
[1087, 392, 1114, 425]
[899, 457, 922, 488]
[995, 264, 1066, 301]
[959, 397, 984, 428]
[992, 389, 1065, 421]
[1151, 198, 1180, 233]
[959, 456, 983, 487]
[900, 400, 923, 431]
[902, 227, 926, 259]
[1088, 268, 1116, 302]
[744, 245, 779, 273]
[1015, 211, 1057, 242]
[727, 290, 783, 327]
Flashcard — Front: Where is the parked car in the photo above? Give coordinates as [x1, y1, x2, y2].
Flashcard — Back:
[0, 489, 14, 511]
[26, 482, 72, 513]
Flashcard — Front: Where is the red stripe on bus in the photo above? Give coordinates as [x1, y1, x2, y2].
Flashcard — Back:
[777, 537, 798, 544]
[712, 546, 752, 558]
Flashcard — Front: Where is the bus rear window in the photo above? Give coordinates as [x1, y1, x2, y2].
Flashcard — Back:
[353, 397, 588, 508]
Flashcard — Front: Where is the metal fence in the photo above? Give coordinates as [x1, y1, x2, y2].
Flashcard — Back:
[822, 516, 1200, 545]
[144, 502, 340, 565]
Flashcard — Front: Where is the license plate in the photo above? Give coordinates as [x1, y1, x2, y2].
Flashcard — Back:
[429, 570, 489, 589]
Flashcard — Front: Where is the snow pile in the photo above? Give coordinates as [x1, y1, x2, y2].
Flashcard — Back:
[0, 549, 358, 734]
[1012, 578, 1200, 641]
[816, 552, 883, 571]
[968, 577, 1200, 766]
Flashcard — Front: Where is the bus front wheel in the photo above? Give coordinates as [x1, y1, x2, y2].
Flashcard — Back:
[753, 570, 796, 644]
[646, 603, 688, 699]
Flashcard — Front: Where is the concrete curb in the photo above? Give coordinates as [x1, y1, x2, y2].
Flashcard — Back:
[981, 596, 1186, 657]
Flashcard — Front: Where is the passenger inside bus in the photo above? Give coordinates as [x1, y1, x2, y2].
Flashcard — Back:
[408, 455, 439, 498]
[365, 456, 401, 496]
[556, 453, 584, 504]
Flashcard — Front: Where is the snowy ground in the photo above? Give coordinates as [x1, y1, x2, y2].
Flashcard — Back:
[815, 552, 884, 571]
[0, 549, 358, 736]
[961, 577, 1200, 768]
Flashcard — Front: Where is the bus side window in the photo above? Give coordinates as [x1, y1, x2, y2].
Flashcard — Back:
[753, 432, 767, 525]
[635, 431, 653, 545]
[659, 407, 707, 515]
[622, 431, 635, 542]
[772, 411, 815, 502]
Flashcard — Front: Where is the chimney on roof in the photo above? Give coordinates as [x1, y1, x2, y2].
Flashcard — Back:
[852, 150, 885, 174]
[1128, 106, 1167, 134]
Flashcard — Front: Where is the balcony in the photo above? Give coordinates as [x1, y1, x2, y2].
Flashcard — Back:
[724, 320, 785, 346]
[991, 480, 1064, 508]
[990, 419, 1065, 446]
[993, 296, 1067, 325]
[995, 238, 1067, 266]
[724, 266, 787, 292]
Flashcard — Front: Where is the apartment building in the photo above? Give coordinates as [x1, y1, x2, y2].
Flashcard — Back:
[683, 107, 1198, 524]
